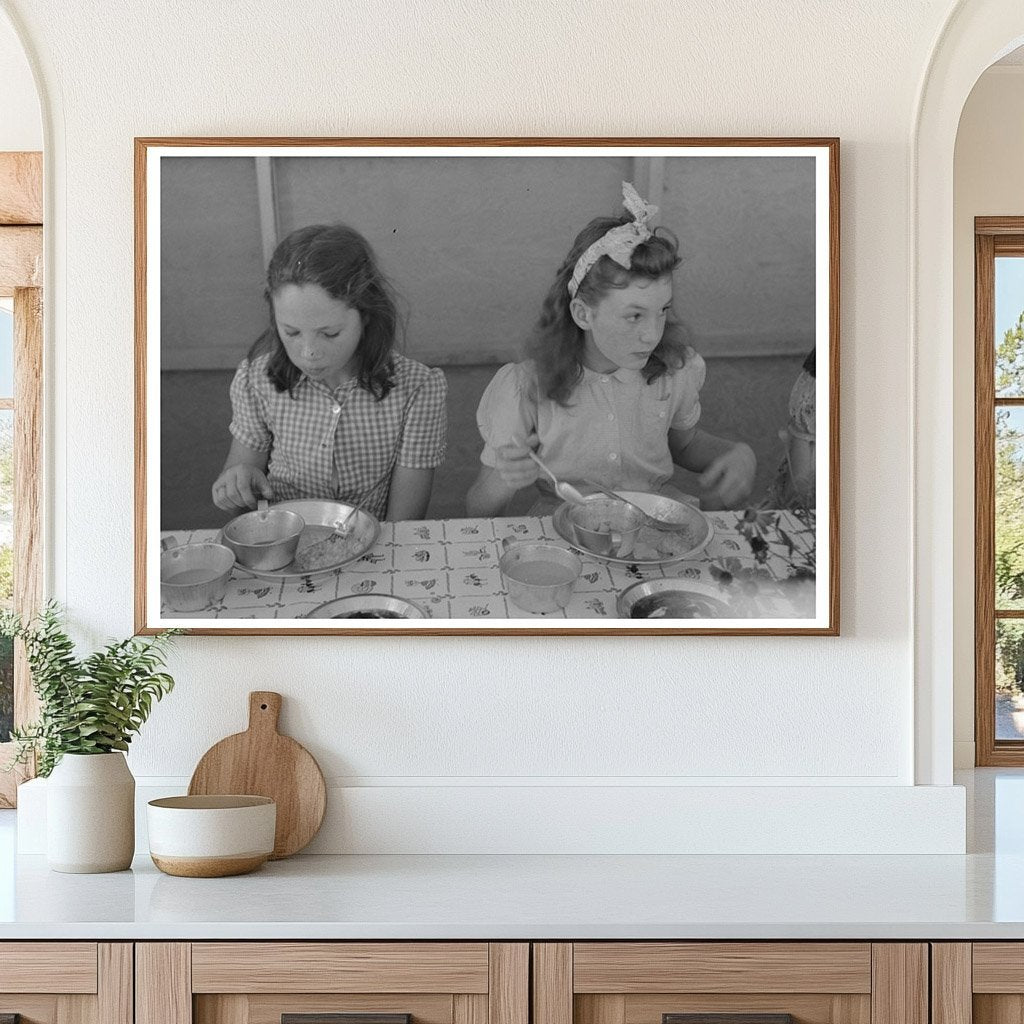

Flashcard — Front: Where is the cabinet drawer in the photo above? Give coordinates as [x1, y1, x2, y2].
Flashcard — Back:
[936, 942, 1024, 1024]
[534, 943, 926, 1024]
[973, 944, 1024, 992]
[139, 942, 528, 1024]
[0, 942, 98, 993]
[572, 944, 871, 994]
[0, 943, 130, 1024]
[191, 943, 490, 993]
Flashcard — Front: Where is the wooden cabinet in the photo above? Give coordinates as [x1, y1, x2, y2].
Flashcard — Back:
[0, 938, 946, 1024]
[135, 944, 528, 1024]
[932, 943, 1024, 1024]
[532, 943, 929, 1024]
[0, 942, 132, 1024]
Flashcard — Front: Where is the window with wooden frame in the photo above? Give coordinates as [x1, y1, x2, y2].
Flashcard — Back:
[0, 151, 43, 806]
[976, 217, 1024, 765]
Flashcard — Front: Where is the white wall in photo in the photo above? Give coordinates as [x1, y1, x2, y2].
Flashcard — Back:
[160, 154, 816, 370]
[1, 0, 983, 853]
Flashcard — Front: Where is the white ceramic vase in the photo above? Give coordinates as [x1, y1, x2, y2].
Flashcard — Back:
[46, 752, 135, 873]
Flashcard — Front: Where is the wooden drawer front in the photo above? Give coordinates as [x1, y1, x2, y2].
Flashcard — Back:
[0, 944, 130, 1024]
[191, 944, 491, 994]
[572, 944, 872, 994]
[0, 942, 98, 993]
[968, 943, 1024, 1024]
[973, 944, 1024, 992]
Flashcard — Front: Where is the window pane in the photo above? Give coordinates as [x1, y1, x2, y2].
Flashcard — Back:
[996, 407, 1024, 608]
[0, 304, 12, 399]
[997, 620, 1024, 740]
[0, 409, 11, 742]
[996, 256, 1024, 397]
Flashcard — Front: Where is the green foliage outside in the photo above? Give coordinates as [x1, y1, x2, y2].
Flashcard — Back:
[995, 310, 1024, 692]
[0, 602, 180, 777]
[0, 547, 12, 607]
[997, 621, 1024, 694]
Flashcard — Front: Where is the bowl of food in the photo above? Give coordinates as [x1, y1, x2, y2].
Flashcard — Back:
[616, 578, 733, 620]
[568, 497, 645, 558]
[146, 795, 276, 878]
[272, 499, 381, 577]
[499, 539, 582, 614]
[221, 503, 305, 571]
[304, 594, 429, 619]
[160, 541, 235, 612]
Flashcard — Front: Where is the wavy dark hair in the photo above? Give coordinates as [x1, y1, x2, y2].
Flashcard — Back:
[526, 216, 689, 405]
[248, 224, 401, 399]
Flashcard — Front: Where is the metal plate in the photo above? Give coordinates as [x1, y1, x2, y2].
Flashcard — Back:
[228, 500, 380, 580]
[552, 491, 713, 565]
[304, 594, 428, 619]
[617, 578, 733, 619]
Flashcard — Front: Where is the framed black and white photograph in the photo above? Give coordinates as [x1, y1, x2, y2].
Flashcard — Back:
[135, 138, 838, 635]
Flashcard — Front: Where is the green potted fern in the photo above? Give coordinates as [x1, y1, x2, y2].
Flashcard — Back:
[1, 602, 180, 873]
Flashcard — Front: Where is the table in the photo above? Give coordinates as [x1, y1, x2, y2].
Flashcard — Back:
[161, 509, 815, 620]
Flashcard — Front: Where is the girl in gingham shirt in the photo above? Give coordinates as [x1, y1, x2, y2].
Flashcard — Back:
[213, 224, 447, 521]
[467, 184, 754, 517]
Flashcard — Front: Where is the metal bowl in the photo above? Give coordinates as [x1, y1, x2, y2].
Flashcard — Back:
[499, 540, 581, 614]
[160, 541, 235, 612]
[304, 595, 429, 619]
[553, 491, 713, 565]
[616, 578, 733, 620]
[232, 500, 381, 579]
[221, 506, 306, 571]
[568, 497, 646, 558]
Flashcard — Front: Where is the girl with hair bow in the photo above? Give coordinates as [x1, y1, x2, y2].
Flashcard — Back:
[467, 183, 755, 517]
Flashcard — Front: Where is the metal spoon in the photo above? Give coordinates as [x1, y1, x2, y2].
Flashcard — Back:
[524, 449, 588, 505]
[582, 479, 686, 533]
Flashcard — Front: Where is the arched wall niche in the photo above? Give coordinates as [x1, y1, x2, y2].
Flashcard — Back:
[0, 0, 1017, 810]
[914, 0, 1024, 785]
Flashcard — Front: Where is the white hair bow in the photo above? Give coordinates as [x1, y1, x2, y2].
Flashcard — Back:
[567, 182, 659, 298]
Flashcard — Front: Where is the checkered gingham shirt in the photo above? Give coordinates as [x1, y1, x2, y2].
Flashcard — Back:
[229, 352, 448, 519]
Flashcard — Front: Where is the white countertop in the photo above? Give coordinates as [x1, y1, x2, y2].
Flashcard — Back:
[0, 848, 1022, 940]
[2, 769, 1023, 941]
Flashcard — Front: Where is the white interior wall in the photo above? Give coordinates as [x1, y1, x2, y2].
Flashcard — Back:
[0, 12, 39, 151]
[0, 0, 981, 853]
[952, 66, 1024, 767]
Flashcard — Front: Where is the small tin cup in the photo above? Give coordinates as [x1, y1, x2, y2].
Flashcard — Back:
[499, 539, 581, 614]
[568, 497, 645, 558]
[160, 541, 235, 612]
[221, 505, 305, 571]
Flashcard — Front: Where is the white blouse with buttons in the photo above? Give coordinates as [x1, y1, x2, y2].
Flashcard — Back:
[476, 350, 706, 496]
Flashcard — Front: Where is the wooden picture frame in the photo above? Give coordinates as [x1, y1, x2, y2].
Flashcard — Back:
[135, 137, 839, 636]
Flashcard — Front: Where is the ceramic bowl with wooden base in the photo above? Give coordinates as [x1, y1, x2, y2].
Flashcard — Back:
[146, 795, 276, 877]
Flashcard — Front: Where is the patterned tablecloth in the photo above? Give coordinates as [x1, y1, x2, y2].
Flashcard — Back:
[162, 508, 816, 621]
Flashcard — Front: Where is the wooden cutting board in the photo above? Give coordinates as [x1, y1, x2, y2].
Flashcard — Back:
[188, 691, 327, 859]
